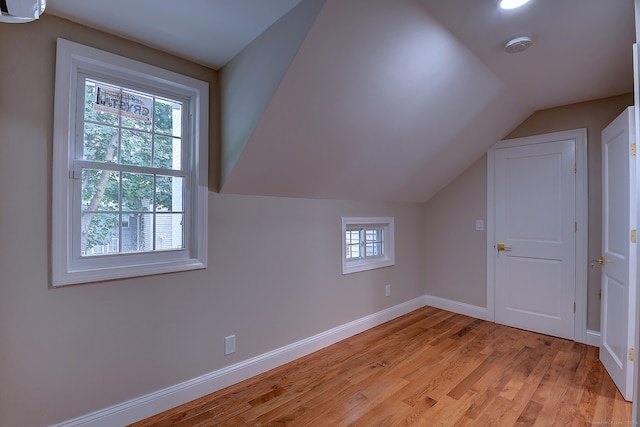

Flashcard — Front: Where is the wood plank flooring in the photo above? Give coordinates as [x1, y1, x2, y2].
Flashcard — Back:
[130, 307, 632, 426]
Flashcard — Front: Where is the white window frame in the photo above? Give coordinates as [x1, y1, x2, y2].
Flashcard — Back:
[52, 39, 209, 286]
[341, 217, 395, 274]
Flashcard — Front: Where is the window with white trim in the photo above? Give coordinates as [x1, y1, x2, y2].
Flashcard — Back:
[52, 39, 209, 286]
[342, 217, 394, 274]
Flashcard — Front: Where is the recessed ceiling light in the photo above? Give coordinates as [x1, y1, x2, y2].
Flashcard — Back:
[500, 0, 530, 10]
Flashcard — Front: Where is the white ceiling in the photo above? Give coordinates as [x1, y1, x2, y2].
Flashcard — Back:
[421, 0, 635, 110]
[47, 0, 636, 202]
[46, 0, 306, 69]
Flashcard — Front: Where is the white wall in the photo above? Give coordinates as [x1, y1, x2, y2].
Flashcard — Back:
[424, 95, 634, 330]
[0, 16, 426, 426]
[424, 156, 487, 308]
[220, 0, 326, 186]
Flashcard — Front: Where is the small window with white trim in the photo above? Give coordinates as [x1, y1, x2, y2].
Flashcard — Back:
[52, 39, 209, 286]
[342, 217, 394, 274]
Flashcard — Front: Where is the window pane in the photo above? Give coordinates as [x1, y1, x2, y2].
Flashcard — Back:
[121, 213, 153, 253]
[345, 229, 361, 260]
[154, 136, 182, 170]
[121, 129, 152, 167]
[120, 89, 153, 132]
[81, 213, 119, 255]
[81, 169, 119, 211]
[154, 98, 182, 137]
[156, 176, 183, 212]
[155, 213, 184, 250]
[122, 172, 154, 211]
[84, 80, 119, 125]
[365, 228, 384, 257]
[91, 82, 153, 131]
[83, 123, 119, 162]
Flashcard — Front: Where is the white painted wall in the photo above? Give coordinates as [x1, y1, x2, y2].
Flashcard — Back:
[424, 156, 487, 308]
[220, 0, 326, 186]
[423, 95, 634, 331]
[0, 16, 426, 426]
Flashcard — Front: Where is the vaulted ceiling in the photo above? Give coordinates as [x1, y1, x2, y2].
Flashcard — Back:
[48, 0, 635, 202]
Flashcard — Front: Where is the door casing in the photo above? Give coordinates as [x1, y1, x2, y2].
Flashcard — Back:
[487, 128, 588, 343]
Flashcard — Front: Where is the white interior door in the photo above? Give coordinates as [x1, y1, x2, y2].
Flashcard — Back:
[494, 140, 576, 340]
[600, 106, 636, 401]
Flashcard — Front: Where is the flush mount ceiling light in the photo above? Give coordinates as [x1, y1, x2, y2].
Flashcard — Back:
[504, 36, 533, 53]
[500, 0, 530, 10]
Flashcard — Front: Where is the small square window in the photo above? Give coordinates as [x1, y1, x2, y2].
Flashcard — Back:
[341, 217, 394, 274]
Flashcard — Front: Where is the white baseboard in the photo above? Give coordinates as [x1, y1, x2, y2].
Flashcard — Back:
[585, 329, 601, 347]
[52, 295, 429, 427]
[425, 294, 488, 320]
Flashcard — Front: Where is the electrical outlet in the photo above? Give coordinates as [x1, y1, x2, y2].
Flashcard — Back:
[385, 284, 391, 297]
[224, 335, 236, 355]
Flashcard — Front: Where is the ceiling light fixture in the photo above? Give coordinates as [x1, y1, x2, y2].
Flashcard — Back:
[504, 36, 533, 53]
[499, 0, 530, 10]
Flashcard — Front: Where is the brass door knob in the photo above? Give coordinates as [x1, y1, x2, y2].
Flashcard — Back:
[497, 243, 512, 252]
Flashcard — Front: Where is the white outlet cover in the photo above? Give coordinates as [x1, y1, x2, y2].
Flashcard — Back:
[224, 335, 236, 355]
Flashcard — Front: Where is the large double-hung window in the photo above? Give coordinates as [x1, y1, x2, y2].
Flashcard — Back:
[52, 39, 209, 286]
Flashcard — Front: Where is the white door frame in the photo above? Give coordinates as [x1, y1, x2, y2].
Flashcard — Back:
[633, 38, 640, 422]
[486, 128, 588, 343]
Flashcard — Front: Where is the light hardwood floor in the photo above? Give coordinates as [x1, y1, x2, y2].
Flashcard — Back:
[130, 306, 632, 426]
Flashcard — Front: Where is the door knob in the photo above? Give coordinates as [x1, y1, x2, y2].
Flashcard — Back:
[591, 256, 606, 266]
[497, 243, 512, 252]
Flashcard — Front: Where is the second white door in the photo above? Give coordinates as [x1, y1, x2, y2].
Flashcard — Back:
[494, 139, 576, 340]
[599, 106, 636, 401]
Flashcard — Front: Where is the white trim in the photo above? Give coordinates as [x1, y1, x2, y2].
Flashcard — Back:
[633, 39, 640, 425]
[51, 295, 428, 427]
[586, 329, 601, 347]
[486, 128, 588, 344]
[575, 130, 589, 344]
[424, 295, 488, 320]
[486, 152, 496, 322]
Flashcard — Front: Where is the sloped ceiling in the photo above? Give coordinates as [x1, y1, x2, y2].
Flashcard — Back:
[46, 0, 306, 68]
[47, 0, 635, 203]
[221, 0, 523, 201]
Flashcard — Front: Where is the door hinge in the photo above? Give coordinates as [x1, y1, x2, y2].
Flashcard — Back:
[573, 163, 577, 174]
[632, 143, 637, 157]
[574, 222, 577, 233]
[630, 348, 635, 362]
[633, 229, 637, 243]
[573, 302, 576, 313]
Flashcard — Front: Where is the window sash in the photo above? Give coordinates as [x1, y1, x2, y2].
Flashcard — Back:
[73, 75, 191, 259]
[345, 227, 385, 261]
[77, 75, 188, 170]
